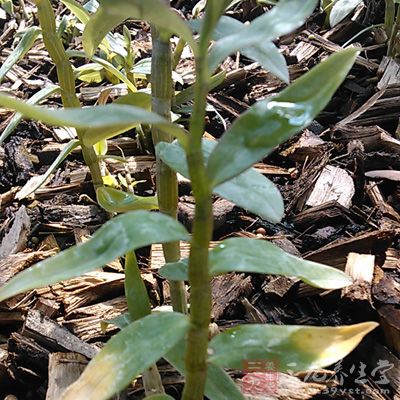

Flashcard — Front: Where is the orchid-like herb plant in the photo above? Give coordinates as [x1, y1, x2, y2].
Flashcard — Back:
[0, 1, 378, 399]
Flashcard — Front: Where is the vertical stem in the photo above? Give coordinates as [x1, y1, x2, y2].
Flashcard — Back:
[151, 21, 187, 313]
[35, 0, 102, 189]
[124, 252, 164, 395]
[385, 0, 395, 36]
[387, 2, 400, 57]
[182, 14, 214, 400]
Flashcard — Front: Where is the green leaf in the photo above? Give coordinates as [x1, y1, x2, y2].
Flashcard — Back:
[61, 0, 90, 24]
[156, 139, 283, 222]
[0, 86, 60, 146]
[61, 313, 189, 400]
[209, 322, 378, 371]
[206, 49, 358, 186]
[145, 395, 175, 400]
[330, 0, 363, 27]
[75, 62, 105, 83]
[96, 187, 158, 213]
[160, 237, 353, 289]
[82, 92, 156, 145]
[208, 0, 317, 72]
[83, 0, 196, 57]
[0, 92, 187, 147]
[165, 343, 245, 400]
[93, 138, 107, 156]
[211, 16, 289, 82]
[0, 211, 188, 302]
[67, 50, 137, 92]
[16, 139, 80, 200]
[0, 27, 41, 83]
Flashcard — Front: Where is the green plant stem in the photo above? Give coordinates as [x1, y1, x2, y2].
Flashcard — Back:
[181, 11, 214, 400]
[387, 2, 400, 57]
[35, 0, 102, 189]
[385, 0, 395, 36]
[124, 251, 164, 395]
[151, 22, 187, 314]
[173, 38, 185, 69]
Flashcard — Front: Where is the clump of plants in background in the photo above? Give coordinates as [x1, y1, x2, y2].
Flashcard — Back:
[0, 1, 378, 399]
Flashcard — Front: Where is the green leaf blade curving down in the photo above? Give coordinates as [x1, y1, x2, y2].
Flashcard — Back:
[0, 211, 189, 302]
[209, 322, 378, 371]
[61, 312, 190, 400]
[206, 49, 358, 186]
[156, 139, 284, 223]
[0, 85, 60, 146]
[0, 93, 187, 147]
[209, 238, 352, 289]
[16, 139, 80, 200]
[0, 26, 41, 83]
[83, 0, 196, 57]
[159, 237, 353, 290]
[96, 187, 158, 213]
[61, 0, 90, 24]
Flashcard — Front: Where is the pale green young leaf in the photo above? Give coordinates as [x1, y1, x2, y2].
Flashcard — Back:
[16, 139, 80, 200]
[165, 343, 245, 400]
[67, 50, 137, 92]
[0, 93, 187, 146]
[61, 313, 189, 400]
[209, 322, 378, 371]
[0, 211, 188, 302]
[96, 187, 158, 213]
[207, 49, 358, 186]
[83, 0, 196, 57]
[159, 237, 353, 289]
[330, 0, 363, 27]
[0, 86, 59, 146]
[156, 139, 284, 222]
[0, 27, 41, 83]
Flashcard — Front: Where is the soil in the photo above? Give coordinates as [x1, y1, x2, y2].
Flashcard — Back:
[0, 0, 399, 399]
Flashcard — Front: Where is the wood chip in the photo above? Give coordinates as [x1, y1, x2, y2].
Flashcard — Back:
[306, 166, 355, 208]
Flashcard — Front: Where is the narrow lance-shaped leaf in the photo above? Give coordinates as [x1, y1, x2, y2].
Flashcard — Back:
[209, 322, 378, 371]
[209, 16, 289, 82]
[0, 93, 188, 147]
[83, 0, 197, 57]
[0, 26, 41, 83]
[0, 85, 60, 146]
[61, 0, 90, 23]
[159, 237, 353, 290]
[61, 312, 190, 400]
[165, 342, 245, 400]
[16, 139, 80, 200]
[0, 211, 189, 302]
[67, 50, 137, 92]
[207, 49, 358, 186]
[156, 139, 284, 222]
[208, 0, 317, 72]
[96, 187, 158, 213]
